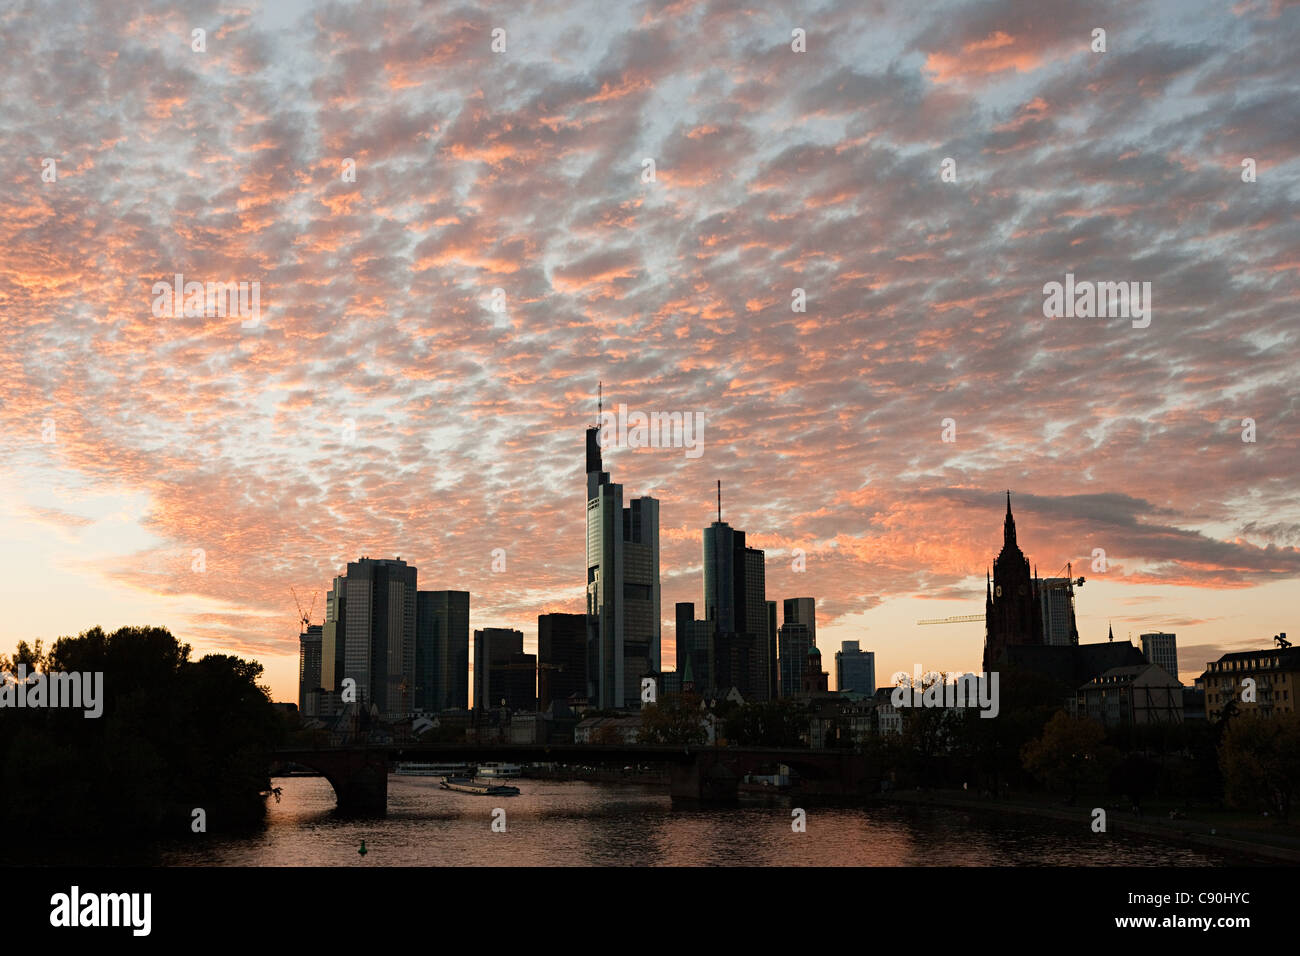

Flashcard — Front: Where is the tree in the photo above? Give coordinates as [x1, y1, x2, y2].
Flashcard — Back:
[639, 693, 707, 745]
[1219, 711, 1300, 822]
[723, 699, 806, 748]
[1021, 711, 1111, 803]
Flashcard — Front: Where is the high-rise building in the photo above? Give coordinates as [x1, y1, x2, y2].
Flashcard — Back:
[984, 494, 1043, 671]
[340, 557, 418, 718]
[675, 602, 714, 694]
[298, 624, 323, 714]
[766, 600, 778, 699]
[1140, 632, 1178, 679]
[321, 575, 346, 692]
[703, 515, 769, 701]
[474, 627, 536, 714]
[585, 425, 661, 710]
[539, 612, 587, 709]
[783, 598, 816, 644]
[779, 622, 813, 698]
[1038, 578, 1079, 646]
[836, 640, 875, 696]
[416, 590, 470, 712]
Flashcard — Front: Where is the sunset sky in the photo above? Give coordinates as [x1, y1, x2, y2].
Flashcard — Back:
[1, 0, 1297, 703]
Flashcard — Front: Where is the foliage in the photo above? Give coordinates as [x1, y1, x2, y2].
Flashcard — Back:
[0, 626, 281, 839]
[639, 693, 707, 745]
[722, 699, 806, 748]
[1219, 710, 1300, 822]
[1020, 711, 1112, 802]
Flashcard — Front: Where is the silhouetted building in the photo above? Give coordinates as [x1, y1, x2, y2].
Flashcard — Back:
[766, 600, 778, 699]
[704, 516, 769, 700]
[321, 575, 346, 693]
[585, 425, 661, 709]
[538, 612, 587, 710]
[298, 624, 323, 715]
[984, 493, 1043, 671]
[779, 622, 813, 698]
[474, 627, 536, 715]
[416, 590, 469, 712]
[801, 644, 829, 695]
[675, 602, 714, 693]
[1140, 632, 1178, 680]
[1076, 664, 1183, 727]
[341, 556, 418, 719]
[836, 640, 875, 696]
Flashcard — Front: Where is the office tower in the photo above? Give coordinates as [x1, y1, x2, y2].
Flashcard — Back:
[703, 508, 769, 701]
[766, 600, 778, 699]
[298, 624, 323, 714]
[341, 556, 418, 718]
[539, 612, 587, 709]
[675, 602, 714, 694]
[835, 640, 876, 696]
[984, 493, 1043, 671]
[416, 590, 470, 712]
[1140, 632, 1179, 678]
[321, 575, 346, 692]
[1038, 578, 1078, 646]
[783, 597, 816, 645]
[779, 622, 812, 698]
[585, 425, 661, 710]
[474, 627, 536, 713]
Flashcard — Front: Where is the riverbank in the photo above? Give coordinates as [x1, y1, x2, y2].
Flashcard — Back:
[880, 789, 1300, 863]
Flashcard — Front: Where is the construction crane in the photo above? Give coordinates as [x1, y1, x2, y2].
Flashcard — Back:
[917, 614, 985, 626]
[291, 586, 319, 632]
[916, 563, 1086, 633]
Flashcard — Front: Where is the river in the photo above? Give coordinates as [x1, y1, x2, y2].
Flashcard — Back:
[140, 775, 1239, 866]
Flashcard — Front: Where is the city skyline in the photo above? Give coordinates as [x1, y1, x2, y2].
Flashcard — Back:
[1, 0, 1297, 704]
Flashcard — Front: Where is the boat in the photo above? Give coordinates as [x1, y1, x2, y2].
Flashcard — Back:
[439, 777, 520, 796]
[476, 762, 522, 779]
[394, 761, 476, 776]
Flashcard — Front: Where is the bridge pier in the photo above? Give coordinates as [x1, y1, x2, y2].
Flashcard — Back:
[670, 752, 738, 804]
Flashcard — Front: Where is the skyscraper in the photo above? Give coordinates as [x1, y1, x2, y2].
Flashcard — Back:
[835, 640, 875, 696]
[779, 622, 813, 698]
[1140, 632, 1179, 679]
[766, 600, 778, 699]
[416, 590, 470, 712]
[298, 624, 323, 714]
[585, 424, 661, 709]
[984, 494, 1043, 671]
[474, 627, 536, 713]
[1038, 578, 1078, 646]
[675, 602, 714, 694]
[538, 612, 587, 709]
[703, 511, 769, 701]
[321, 574, 346, 693]
[341, 556, 418, 719]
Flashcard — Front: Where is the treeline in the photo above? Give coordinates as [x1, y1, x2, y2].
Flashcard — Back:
[0, 626, 282, 838]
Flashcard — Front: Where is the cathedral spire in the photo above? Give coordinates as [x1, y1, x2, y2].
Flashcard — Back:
[1003, 490, 1017, 550]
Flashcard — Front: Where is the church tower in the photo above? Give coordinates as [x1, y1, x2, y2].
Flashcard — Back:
[983, 492, 1043, 670]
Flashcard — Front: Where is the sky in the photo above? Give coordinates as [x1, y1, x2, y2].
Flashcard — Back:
[1, 0, 1297, 702]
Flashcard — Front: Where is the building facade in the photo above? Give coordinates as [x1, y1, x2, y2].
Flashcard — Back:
[1076, 664, 1184, 727]
[1140, 632, 1178, 680]
[835, 640, 875, 696]
[416, 590, 470, 712]
[473, 627, 537, 714]
[585, 426, 661, 709]
[341, 557, 418, 719]
[1202, 645, 1300, 720]
[298, 624, 323, 715]
[538, 612, 587, 709]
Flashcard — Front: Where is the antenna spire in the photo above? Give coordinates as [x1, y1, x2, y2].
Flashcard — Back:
[598, 381, 602, 422]
[717, 480, 722, 523]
